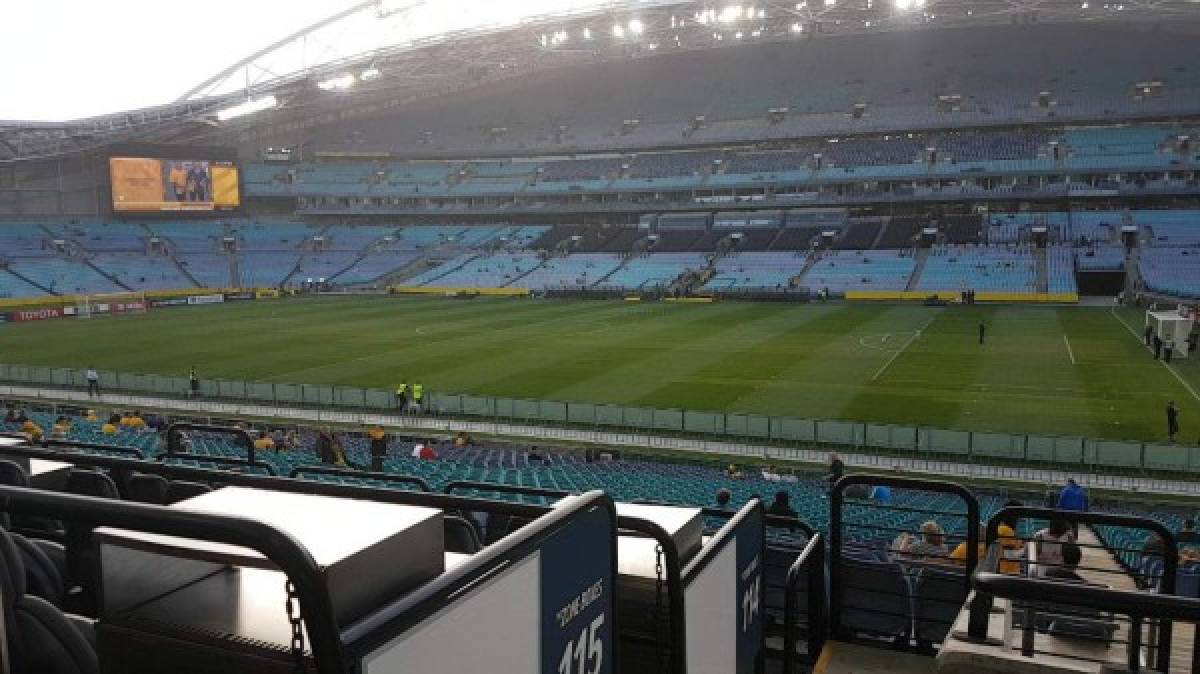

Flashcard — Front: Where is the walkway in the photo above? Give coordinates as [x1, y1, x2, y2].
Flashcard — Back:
[3, 383, 1199, 498]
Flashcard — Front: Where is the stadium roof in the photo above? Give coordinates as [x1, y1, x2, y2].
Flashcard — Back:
[4, 0, 1200, 162]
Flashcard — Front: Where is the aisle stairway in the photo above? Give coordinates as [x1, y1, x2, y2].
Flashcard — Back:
[1035, 248, 1049, 293]
[904, 249, 931, 291]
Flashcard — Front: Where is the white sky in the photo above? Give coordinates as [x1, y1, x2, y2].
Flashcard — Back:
[2, 0, 639, 123]
[2, 0, 357, 122]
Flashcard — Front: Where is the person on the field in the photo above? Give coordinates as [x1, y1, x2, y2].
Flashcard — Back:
[1153, 334, 1163, 359]
[189, 367, 200, 398]
[1164, 339, 1174, 363]
[368, 425, 389, 472]
[1145, 324, 1154, 346]
[1167, 401, 1180, 443]
[979, 321, 986, 345]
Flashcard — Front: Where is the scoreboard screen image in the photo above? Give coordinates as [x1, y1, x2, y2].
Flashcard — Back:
[110, 157, 240, 212]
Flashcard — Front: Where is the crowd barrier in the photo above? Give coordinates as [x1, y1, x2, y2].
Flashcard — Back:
[845, 290, 1080, 303]
[0, 363, 1197, 477]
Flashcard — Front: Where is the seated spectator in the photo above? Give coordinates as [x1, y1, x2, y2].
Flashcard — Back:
[1042, 543, 1086, 583]
[253, 431, 275, 451]
[726, 464, 744, 480]
[997, 500, 1025, 575]
[24, 424, 43, 444]
[906, 521, 949, 560]
[1178, 519, 1200, 544]
[766, 491, 798, 519]
[715, 488, 733, 511]
[20, 420, 37, 435]
[51, 416, 71, 440]
[85, 409, 99, 422]
[316, 427, 337, 464]
[870, 485, 893, 504]
[1033, 519, 1076, 575]
[283, 429, 299, 451]
[102, 414, 120, 435]
[950, 524, 988, 565]
[2, 408, 15, 423]
[1143, 533, 1166, 560]
[14, 410, 28, 424]
[128, 411, 147, 429]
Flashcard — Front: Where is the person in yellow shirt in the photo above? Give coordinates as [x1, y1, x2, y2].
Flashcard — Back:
[253, 431, 276, 451]
[20, 420, 37, 434]
[169, 164, 188, 202]
[26, 425, 44, 444]
[127, 411, 147, 429]
[102, 413, 120, 435]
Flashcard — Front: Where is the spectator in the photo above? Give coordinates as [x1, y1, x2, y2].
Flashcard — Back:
[102, 415, 120, 435]
[1143, 533, 1166, 560]
[907, 521, 950, 560]
[368, 425, 389, 472]
[253, 431, 275, 452]
[766, 491, 798, 519]
[1033, 519, 1075, 575]
[24, 424, 44, 444]
[1060, 474, 1089, 510]
[20, 420, 38, 436]
[51, 416, 70, 440]
[715, 488, 733, 511]
[725, 464, 745, 480]
[189, 367, 200, 398]
[129, 411, 147, 429]
[1042, 543, 1086, 583]
[1178, 519, 1199, 544]
[870, 485, 893, 504]
[14, 410, 27, 424]
[828, 452, 845, 488]
[85, 409, 99, 422]
[997, 500, 1025, 575]
[950, 524, 988, 565]
[316, 427, 337, 464]
[283, 429, 299, 451]
[4, 408, 17, 423]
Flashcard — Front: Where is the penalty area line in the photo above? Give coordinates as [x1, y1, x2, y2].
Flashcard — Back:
[871, 316, 936, 383]
[1110, 308, 1200, 404]
[1063, 334, 1077, 365]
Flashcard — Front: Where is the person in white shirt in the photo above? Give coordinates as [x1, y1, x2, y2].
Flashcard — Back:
[1032, 518, 1075, 576]
[86, 367, 100, 396]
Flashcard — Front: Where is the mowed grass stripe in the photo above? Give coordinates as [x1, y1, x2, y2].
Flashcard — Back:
[0, 297, 1195, 442]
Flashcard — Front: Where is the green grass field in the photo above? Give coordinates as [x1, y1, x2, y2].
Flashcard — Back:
[1, 296, 1197, 443]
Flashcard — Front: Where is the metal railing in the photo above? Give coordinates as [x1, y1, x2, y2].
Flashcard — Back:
[2, 362, 1199, 478]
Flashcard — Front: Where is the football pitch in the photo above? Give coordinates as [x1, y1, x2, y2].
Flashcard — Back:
[1, 296, 1197, 443]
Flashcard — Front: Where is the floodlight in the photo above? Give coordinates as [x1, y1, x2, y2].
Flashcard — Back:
[719, 5, 743, 22]
[216, 95, 277, 122]
[790, 22, 803, 32]
[583, 27, 593, 39]
[317, 74, 356, 91]
[612, 23, 625, 37]
[361, 67, 381, 80]
[629, 18, 644, 34]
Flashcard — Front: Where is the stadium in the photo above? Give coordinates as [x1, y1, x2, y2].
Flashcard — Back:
[1, 0, 1200, 672]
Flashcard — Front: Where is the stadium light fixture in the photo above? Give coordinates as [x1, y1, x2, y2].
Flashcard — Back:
[629, 18, 644, 35]
[719, 5, 743, 22]
[216, 95, 277, 122]
[790, 21, 803, 32]
[583, 26, 593, 39]
[361, 67, 381, 80]
[317, 74, 356, 91]
[612, 22, 625, 37]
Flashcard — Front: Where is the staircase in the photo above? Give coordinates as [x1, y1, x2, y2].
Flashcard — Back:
[1124, 245, 1142, 298]
[1034, 247, 1049, 293]
[375, 255, 442, 286]
[83, 258, 133, 292]
[3, 268, 57, 295]
[500, 259, 546, 287]
[228, 254, 242, 289]
[167, 248, 203, 288]
[790, 253, 821, 289]
[904, 248, 932, 291]
[415, 254, 478, 287]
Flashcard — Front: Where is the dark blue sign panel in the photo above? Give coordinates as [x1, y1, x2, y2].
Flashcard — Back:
[735, 510, 765, 674]
[540, 503, 614, 674]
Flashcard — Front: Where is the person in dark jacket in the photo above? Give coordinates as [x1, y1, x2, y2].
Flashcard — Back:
[766, 491, 798, 519]
[1167, 401, 1180, 443]
[316, 427, 337, 465]
[1058, 478, 1089, 537]
[368, 425, 389, 472]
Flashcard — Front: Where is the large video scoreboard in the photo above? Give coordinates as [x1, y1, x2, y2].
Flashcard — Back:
[110, 156, 240, 212]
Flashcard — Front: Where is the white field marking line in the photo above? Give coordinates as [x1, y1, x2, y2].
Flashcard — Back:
[1110, 307, 1200, 404]
[857, 333, 894, 352]
[1063, 334, 1077, 365]
[871, 316, 937, 383]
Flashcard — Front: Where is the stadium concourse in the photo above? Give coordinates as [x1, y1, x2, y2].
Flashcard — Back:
[6, 3, 1200, 673]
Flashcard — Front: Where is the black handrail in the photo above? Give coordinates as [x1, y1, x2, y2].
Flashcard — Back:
[977, 505, 1178, 667]
[442, 479, 572, 500]
[44, 439, 147, 459]
[157, 451, 277, 475]
[616, 514, 687, 674]
[340, 491, 619, 660]
[829, 474, 980, 640]
[973, 571, 1200, 672]
[165, 422, 256, 463]
[782, 533, 826, 674]
[0, 485, 345, 674]
[289, 465, 431, 492]
[702, 506, 816, 537]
